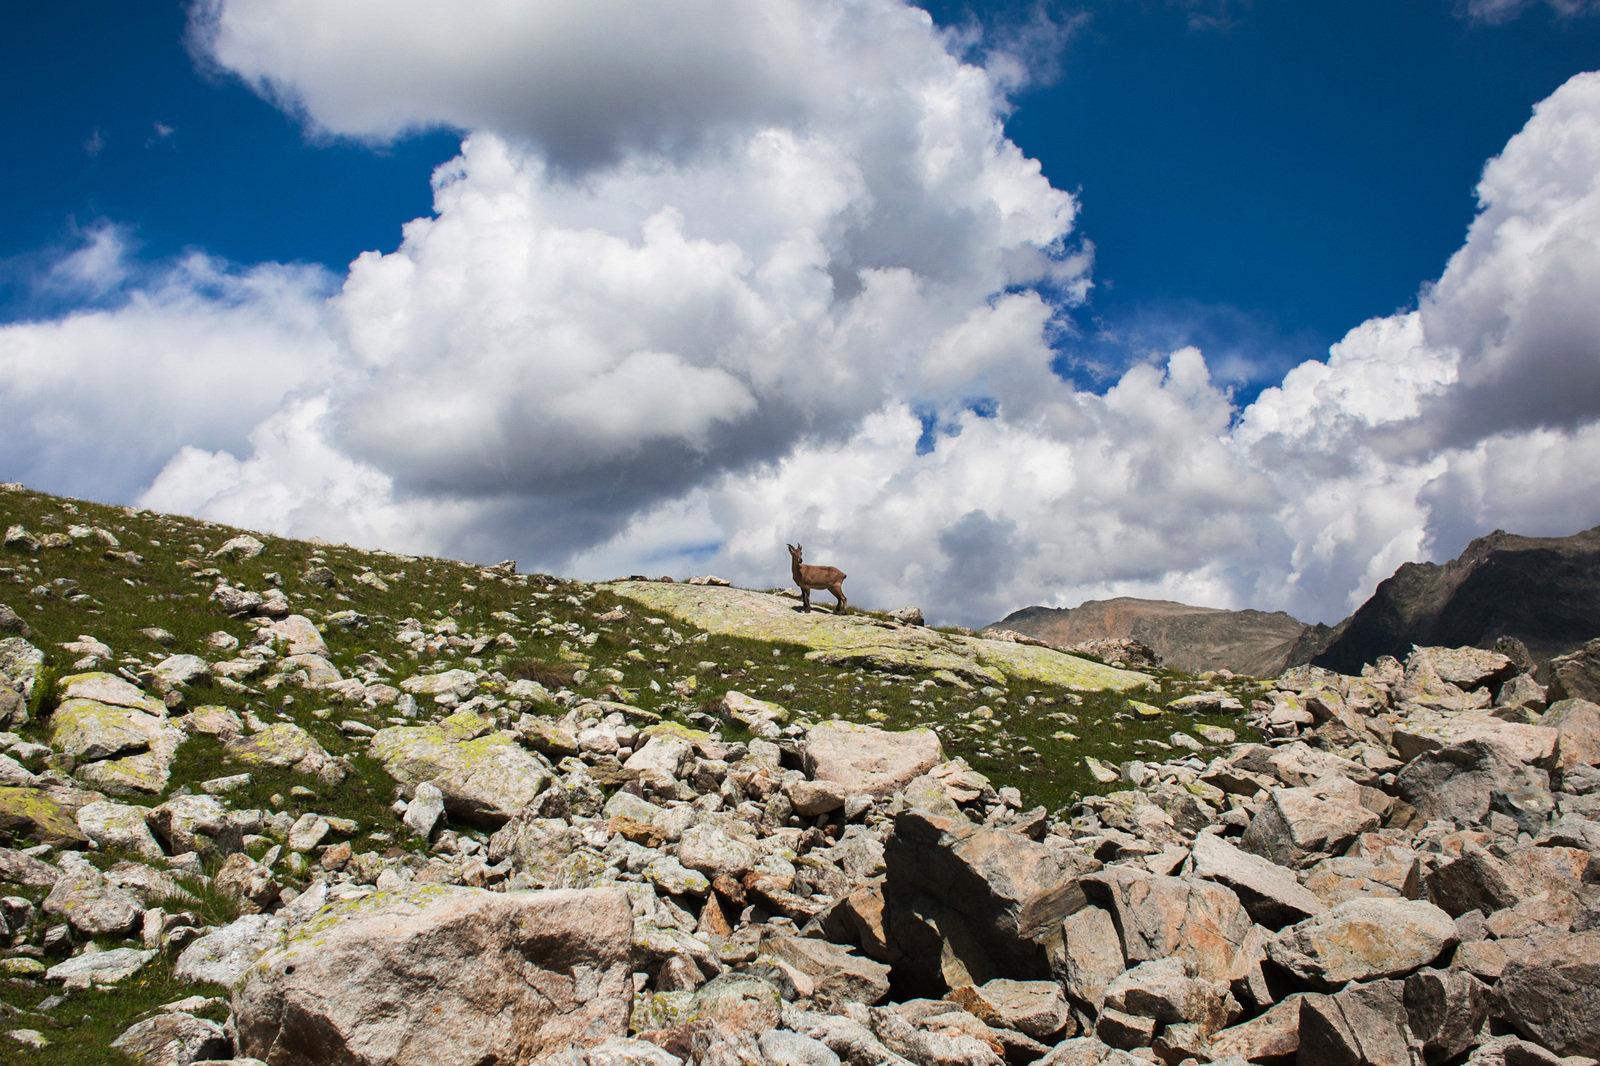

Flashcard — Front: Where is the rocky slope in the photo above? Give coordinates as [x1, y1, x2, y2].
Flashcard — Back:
[1, 483, 1596, 1066]
[987, 599, 1344, 678]
[1314, 525, 1600, 676]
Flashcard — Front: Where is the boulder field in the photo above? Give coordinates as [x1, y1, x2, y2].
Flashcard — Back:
[0, 484, 1595, 1066]
[1, 639, 1596, 1066]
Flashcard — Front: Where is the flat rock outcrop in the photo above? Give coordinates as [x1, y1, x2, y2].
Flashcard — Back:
[608, 581, 1154, 691]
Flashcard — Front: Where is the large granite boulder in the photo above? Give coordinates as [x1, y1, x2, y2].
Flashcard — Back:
[1080, 866, 1252, 982]
[1496, 929, 1600, 1057]
[234, 885, 633, 1066]
[886, 808, 1099, 983]
[370, 724, 552, 828]
[1189, 831, 1326, 929]
[1396, 739, 1553, 831]
[1267, 898, 1457, 989]
[1239, 782, 1380, 869]
[805, 722, 942, 799]
[1547, 638, 1600, 704]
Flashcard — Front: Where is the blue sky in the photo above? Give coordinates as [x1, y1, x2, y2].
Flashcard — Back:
[3, 0, 1600, 626]
[8, 0, 1597, 399]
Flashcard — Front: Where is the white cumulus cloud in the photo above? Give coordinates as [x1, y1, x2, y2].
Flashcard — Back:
[2, 3, 1599, 630]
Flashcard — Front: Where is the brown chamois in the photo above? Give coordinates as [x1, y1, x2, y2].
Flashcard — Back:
[787, 543, 847, 614]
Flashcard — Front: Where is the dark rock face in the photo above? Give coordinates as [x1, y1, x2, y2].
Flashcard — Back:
[1314, 525, 1600, 676]
[985, 598, 1342, 677]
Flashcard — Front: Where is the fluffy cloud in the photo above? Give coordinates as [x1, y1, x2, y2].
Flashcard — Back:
[3, 3, 1600, 629]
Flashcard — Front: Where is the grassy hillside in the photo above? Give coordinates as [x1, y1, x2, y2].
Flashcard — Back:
[0, 482, 1260, 1062]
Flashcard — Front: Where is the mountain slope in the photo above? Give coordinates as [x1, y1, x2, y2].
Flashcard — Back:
[1313, 524, 1600, 674]
[986, 597, 1343, 677]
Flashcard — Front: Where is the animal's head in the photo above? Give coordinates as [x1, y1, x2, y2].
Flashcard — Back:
[787, 543, 802, 561]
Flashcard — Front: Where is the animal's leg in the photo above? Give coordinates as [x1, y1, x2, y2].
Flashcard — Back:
[801, 586, 812, 612]
[831, 583, 847, 614]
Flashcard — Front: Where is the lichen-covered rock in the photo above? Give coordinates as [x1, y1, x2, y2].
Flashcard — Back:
[606, 581, 1152, 690]
[0, 786, 89, 848]
[400, 668, 480, 701]
[371, 724, 552, 828]
[233, 885, 633, 1066]
[226, 723, 345, 785]
[147, 794, 243, 859]
[1267, 898, 1457, 988]
[43, 856, 143, 936]
[75, 801, 164, 860]
[57, 672, 165, 713]
[50, 698, 164, 762]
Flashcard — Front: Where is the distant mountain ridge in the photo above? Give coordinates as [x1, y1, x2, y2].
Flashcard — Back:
[985, 597, 1344, 677]
[1312, 524, 1600, 675]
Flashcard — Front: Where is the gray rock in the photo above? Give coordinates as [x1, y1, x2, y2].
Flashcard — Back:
[0, 846, 62, 888]
[1424, 846, 1524, 918]
[1396, 739, 1553, 832]
[175, 913, 285, 986]
[1081, 865, 1252, 982]
[1239, 783, 1380, 868]
[805, 721, 943, 799]
[147, 795, 243, 859]
[1207, 993, 1304, 1063]
[792, 1012, 917, 1066]
[404, 781, 446, 839]
[1548, 638, 1600, 704]
[677, 818, 760, 881]
[1267, 898, 1457, 988]
[761, 1029, 842, 1066]
[1404, 967, 1489, 1063]
[42, 856, 143, 936]
[214, 853, 280, 912]
[1495, 929, 1600, 1057]
[1298, 980, 1411, 1066]
[76, 800, 165, 860]
[687, 971, 783, 1036]
[946, 978, 1071, 1041]
[1034, 1037, 1154, 1066]
[235, 885, 633, 1065]
[1096, 1007, 1157, 1050]
[1102, 957, 1240, 1036]
[1190, 831, 1327, 929]
[45, 946, 154, 987]
[759, 935, 891, 1007]
[111, 1011, 231, 1066]
[887, 808, 1101, 980]
[1054, 904, 1126, 1009]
